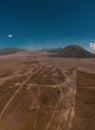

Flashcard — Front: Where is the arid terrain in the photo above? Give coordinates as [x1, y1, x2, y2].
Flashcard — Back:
[0, 50, 95, 130]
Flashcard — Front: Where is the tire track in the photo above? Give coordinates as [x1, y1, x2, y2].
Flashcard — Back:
[64, 88, 76, 130]
[0, 66, 43, 119]
[45, 88, 64, 130]
[34, 87, 41, 130]
[45, 86, 72, 130]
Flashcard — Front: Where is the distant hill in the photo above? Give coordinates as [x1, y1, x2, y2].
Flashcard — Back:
[50, 45, 95, 58]
[0, 48, 25, 55]
[46, 48, 63, 53]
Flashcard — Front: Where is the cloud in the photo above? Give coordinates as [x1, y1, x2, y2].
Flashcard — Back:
[8, 34, 13, 38]
[89, 42, 95, 51]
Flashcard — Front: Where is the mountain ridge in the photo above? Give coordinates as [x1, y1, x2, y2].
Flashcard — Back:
[50, 45, 95, 58]
[0, 47, 25, 55]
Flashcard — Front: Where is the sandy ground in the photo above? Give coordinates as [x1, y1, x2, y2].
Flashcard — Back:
[0, 50, 95, 130]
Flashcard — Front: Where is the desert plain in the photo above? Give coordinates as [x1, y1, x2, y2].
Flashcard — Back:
[0, 50, 95, 130]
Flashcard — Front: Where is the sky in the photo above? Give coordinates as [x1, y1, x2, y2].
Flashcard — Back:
[0, 0, 95, 51]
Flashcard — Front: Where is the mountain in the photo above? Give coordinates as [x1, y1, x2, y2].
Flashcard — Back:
[45, 48, 63, 53]
[50, 45, 95, 58]
[0, 48, 25, 55]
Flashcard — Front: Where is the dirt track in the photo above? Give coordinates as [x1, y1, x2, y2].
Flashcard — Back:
[0, 59, 76, 130]
[0, 51, 95, 130]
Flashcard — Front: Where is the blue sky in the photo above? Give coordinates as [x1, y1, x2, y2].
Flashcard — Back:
[0, 0, 95, 50]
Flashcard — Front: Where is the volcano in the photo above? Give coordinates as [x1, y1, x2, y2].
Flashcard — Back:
[52, 45, 95, 58]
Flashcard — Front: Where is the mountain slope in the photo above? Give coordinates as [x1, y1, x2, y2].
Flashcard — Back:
[46, 48, 63, 53]
[51, 45, 95, 58]
[0, 48, 25, 55]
